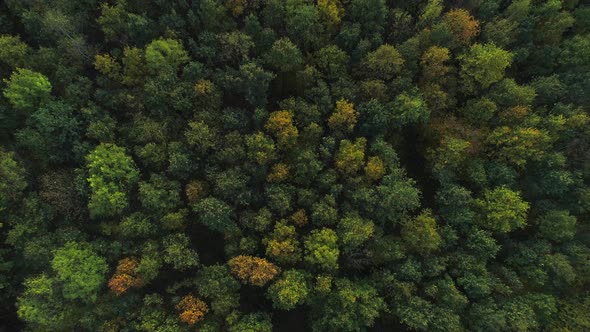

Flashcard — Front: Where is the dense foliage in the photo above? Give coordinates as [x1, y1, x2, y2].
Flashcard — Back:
[1, 0, 589, 331]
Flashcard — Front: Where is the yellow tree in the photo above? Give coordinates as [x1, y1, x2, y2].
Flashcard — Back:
[267, 163, 290, 183]
[328, 99, 358, 134]
[364, 156, 385, 182]
[335, 138, 367, 176]
[265, 110, 299, 148]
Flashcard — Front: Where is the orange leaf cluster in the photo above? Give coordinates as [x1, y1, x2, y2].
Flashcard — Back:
[443, 9, 480, 45]
[500, 106, 529, 123]
[228, 255, 280, 286]
[176, 295, 209, 325]
[108, 257, 142, 296]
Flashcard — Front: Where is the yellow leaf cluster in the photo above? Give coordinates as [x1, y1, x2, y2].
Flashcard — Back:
[265, 110, 298, 148]
[267, 163, 289, 182]
[318, 0, 343, 30]
[364, 156, 385, 181]
[94, 54, 121, 81]
[195, 79, 215, 95]
[328, 99, 358, 133]
[290, 209, 308, 227]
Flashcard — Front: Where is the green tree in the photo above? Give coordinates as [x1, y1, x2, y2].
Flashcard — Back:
[314, 45, 349, 79]
[418, 0, 443, 27]
[355, 169, 421, 224]
[459, 43, 512, 92]
[267, 269, 309, 310]
[86, 143, 140, 218]
[185, 120, 218, 154]
[285, 1, 324, 50]
[0, 35, 29, 68]
[17, 101, 82, 164]
[265, 38, 303, 72]
[162, 233, 199, 271]
[197, 265, 240, 315]
[3, 68, 51, 112]
[475, 186, 529, 233]
[97, 1, 150, 44]
[401, 210, 442, 255]
[218, 31, 254, 65]
[264, 220, 301, 265]
[51, 242, 108, 302]
[139, 174, 181, 213]
[538, 210, 576, 242]
[362, 44, 404, 80]
[16, 274, 74, 330]
[347, 0, 388, 37]
[227, 62, 275, 107]
[337, 213, 374, 251]
[311, 278, 384, 332]
[304, 228, 339, 271]
[193, 197, 237, 233]
[335, 138, 366, 175]
[0, 149, 27, 213]
[145, 38, 189, 74]
[229, 312, 273, 332]
[391, 89, 429, 126]
[485, 126, 551, 168]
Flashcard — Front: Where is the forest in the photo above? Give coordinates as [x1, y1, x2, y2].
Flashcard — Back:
[0, 0, 589, 331]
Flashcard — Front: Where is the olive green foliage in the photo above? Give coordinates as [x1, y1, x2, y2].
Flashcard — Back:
[0, 35, 29, 68]
[401, 210, 441, 254]
[0, 149, 27, 213]
[538, 210, 576, 242]
[362, 44, 405, 80]
[1, 1, 589, 331]
[311, 279, 385, 332]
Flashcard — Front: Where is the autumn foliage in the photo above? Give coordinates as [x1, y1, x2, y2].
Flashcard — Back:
[176, 295, 209, 325]
[108, 258, 142, 296]
[443, 9, 480, 45]
[228, 255, 280, 286]
[328, 99, 358, 133]
[3, 1, 590, 331]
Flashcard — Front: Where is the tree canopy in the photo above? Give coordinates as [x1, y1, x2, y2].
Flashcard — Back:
[1, 1, 589, 331]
